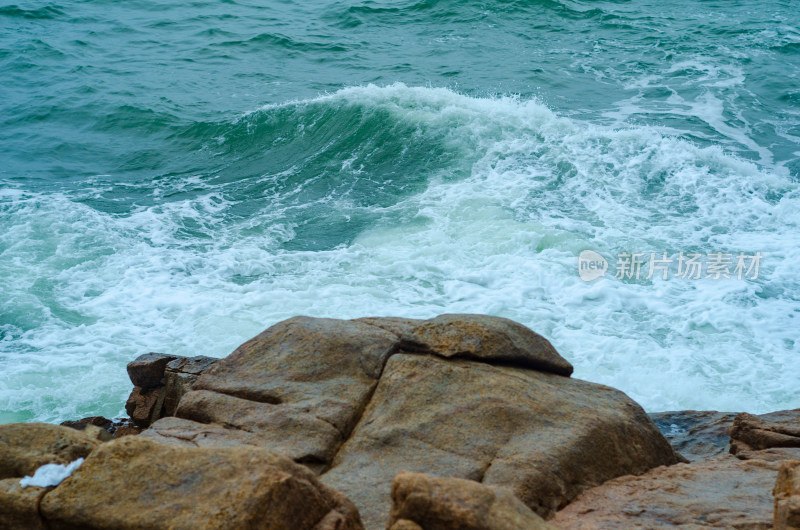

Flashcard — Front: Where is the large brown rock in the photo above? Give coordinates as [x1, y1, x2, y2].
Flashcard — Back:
[0, 423, 105, 479]
[0, 478, 48, 530]
[550, 453, 784, 528]
[148, 316, 575, 462]
[40, 435, 363, 530]
[774, 460, 800, 530]
[731, 410, 800, 454]
[399, 313, 573, 376]
[134, 315, 674, 528]
[321, 354, 678, 528]
[387, 471, 554, 530]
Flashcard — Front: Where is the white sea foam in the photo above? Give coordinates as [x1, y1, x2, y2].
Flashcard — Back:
[20, 458, 84, 488]
[1, 84, 798, 423]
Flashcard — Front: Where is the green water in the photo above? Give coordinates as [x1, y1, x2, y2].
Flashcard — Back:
[1, 0, 799, 422]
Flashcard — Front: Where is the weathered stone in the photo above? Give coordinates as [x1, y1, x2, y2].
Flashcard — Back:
[774, 459, 800, 530]
[400, 313, 573, 376]
[126, 352, 178, 389]
[166, 355, 219, 375]
[60, 416, 114, 437]
[387, 471, 554, 530]
[157, 317, 402, 464]
[649, 410, 737, 462]
[0, 478, 48, 530]
[193, 317, 398, 417]
[128, 315, 675, 528]
[40, 435, 363, 530]
[736, 447, 800, 462]
[731, 410, 800, 454]
[124, 385, 166, 428]
[149, 315, 579, 468]
[551, 453, 782, 528]
[353, 316, 425, 339]
[112, 420, 142, 439]
[162, 356, 218, 417]
[321, 354, 678, 528]
[177, 390, 342, 467]
[0, 423, 104, 480]
[388, 520, 423, 530]
[142, 416, 260, 447]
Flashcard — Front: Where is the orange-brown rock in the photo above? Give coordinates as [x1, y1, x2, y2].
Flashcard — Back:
[551, 453, 784, 528]
[165, 317, 402, 466]
[731, 410, 800, 454]
[0, 478, 48, 530]
[134, 315, 675, 529]
[321, 354, 678, 528]
[399, 313, 573, 376]
[0, 423, 105, 480]
[774, 459, 800, 530]
[40, 435, 363, 530]
[386, 471, 555, 530]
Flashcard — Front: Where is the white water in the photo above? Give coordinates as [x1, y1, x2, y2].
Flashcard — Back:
[1, 85, 798, 423]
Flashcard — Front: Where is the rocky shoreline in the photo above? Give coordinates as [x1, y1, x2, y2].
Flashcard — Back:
[1, 314, 798, 529]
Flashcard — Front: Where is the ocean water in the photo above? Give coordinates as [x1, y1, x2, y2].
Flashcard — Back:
[1, 0, 799, 423]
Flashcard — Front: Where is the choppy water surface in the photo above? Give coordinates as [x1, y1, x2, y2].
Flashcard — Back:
[1, 0, 799, 422]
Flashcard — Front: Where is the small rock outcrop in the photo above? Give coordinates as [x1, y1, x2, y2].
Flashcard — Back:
[127, 352, 179, 388]
[386, 471, 554, 530]
[774, 460, 800, 530]
[124, 353, 218, 428]
[59, 416, 114, 434]
[731, 410, 800, 455]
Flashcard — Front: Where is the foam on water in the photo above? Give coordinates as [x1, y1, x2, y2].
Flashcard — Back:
[1, 84, 798, 423]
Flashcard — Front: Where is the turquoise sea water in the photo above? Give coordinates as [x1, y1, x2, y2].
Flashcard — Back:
[1, 0, 799, 423]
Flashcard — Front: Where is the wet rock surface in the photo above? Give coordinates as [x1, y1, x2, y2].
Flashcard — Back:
[649, 410, 737, 462]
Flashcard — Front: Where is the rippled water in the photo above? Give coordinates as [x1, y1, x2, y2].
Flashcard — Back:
[2, 0, 799, 423]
